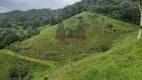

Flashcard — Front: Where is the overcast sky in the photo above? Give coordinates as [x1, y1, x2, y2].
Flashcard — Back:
[0, 0, 81, 13]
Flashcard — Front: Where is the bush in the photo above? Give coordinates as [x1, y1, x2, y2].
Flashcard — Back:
[44, 77, 48, 80]
[0, 43, 5, 49]
[107, 23, 113, 29]
[9, 67, 18, 78]
[7, 41, 21, 52]
[9, 66, 28, 79]
[99, 44, 110, 52]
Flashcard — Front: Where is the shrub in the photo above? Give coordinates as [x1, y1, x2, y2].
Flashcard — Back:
[44, 77, 48, 80]
[107, 23, 113, 29]
[9, 67, 18, 78]
[9, 66, 28, 79]
[99, 44, 110, 52]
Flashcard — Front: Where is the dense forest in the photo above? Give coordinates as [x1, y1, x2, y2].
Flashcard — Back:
[0, 0, 140, 49]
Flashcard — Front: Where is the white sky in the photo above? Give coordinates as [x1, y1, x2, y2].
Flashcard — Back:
[0, 0, 81, 13]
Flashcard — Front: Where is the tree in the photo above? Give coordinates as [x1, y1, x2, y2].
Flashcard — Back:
[56, 22, 65, 39]
[10, 42, 26, 80]
[77, 19, 86, 39]
[131, 3, 139, 24]
[1, 18, 11, 28]
[101, 18, 105, 35]
[138, 2, 142, 39]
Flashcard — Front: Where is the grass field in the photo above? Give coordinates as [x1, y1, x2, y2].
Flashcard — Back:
[48, 32, 142, 80]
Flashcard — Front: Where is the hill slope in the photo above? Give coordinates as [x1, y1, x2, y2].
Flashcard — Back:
[2, 12, 139, 80]
[0, 50, 59, 80]
[9, 12, 138, 63]
[48, 32, 142, 80]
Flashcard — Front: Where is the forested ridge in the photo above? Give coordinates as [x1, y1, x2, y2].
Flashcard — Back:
[0, 0, 139, 49]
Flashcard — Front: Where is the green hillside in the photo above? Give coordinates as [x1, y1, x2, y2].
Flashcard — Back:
[0, 50, 59, 80]
[9, 12, 138, 64]
[48, 32, 142, 80]
[1, 12, 140, 80]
